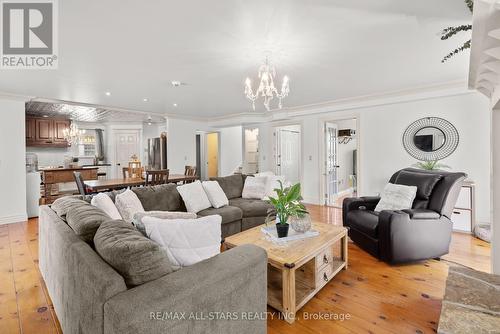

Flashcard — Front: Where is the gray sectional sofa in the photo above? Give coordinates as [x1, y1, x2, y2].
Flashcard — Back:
[38, 174, 270, 334]
[131, 174, 274, 238]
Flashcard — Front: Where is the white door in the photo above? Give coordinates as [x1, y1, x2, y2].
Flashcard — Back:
[114, 131, 140, 177]
[325, 122, 339, 206]
[276, 128, 300, 184]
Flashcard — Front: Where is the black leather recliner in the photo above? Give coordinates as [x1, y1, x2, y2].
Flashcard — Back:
[343, 168, 466, 264]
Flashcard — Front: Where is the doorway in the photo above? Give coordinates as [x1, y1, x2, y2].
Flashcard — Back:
[207, 132, 219, 178]
[274, 125, 301, 184]
[322, 118, 358, 207]
[113, 130, 141, 178]
[243, 127, 259, 174]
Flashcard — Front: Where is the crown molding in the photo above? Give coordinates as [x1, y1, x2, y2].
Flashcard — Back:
[0, 91, 33, 102]
[207, 80, 471, 127]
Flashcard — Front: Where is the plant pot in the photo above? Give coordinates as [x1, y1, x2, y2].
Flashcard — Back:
[276, 223, 289, 238]
[290, 214, 311, 233]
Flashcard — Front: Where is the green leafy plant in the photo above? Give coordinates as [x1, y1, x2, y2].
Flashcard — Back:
[440, 0, 473, 63]
[267, 181, 308, 225]
[413, 160, 451, 170]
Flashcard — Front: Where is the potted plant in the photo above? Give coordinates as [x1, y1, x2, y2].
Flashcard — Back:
[412, 160, 451, 171]
[267, 181, 308, 238]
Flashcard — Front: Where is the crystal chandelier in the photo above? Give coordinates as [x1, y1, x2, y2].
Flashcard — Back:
[244, 58, 289, 111]
[62, 122, 85, 145]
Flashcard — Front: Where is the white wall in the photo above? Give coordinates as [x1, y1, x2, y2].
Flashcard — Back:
[166, 118, 213, 174]
[492, 108, 500, 274]
[256, 92, 491, 223]
[219, 126, 243, 176]
[0, 98, 27, 224]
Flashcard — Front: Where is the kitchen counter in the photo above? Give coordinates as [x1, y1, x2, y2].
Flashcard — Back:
[39, 166, 99, 171]
[80, 163, 111, 167]
[40, 167, 98, 204]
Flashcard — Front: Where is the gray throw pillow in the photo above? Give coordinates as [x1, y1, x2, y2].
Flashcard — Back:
[51, 196, 88, 218]
[65, 202, 112, 243]
[94, 219, 173, 286]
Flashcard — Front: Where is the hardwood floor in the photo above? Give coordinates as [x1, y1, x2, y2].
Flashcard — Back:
[0, 204, 490, 334]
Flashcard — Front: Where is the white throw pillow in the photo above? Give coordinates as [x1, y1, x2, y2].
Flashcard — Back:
[263, 175, 286, 200]
[133, 211, 197, 236]
[374, 183, 418, 212]
[177, 180, 212, 213]
[90, 193, 122, 220]
[142, 215, 222, 269]
[242, 176, 268, 199]
[115, 189, 145, 223]
[202, 181, 229, 208]
[254, 171, 275, 178]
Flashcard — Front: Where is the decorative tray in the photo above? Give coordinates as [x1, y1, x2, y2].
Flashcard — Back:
[261, 225, 319, 243]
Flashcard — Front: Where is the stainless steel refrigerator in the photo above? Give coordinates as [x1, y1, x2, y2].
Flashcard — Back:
[147, 134, 167, 170]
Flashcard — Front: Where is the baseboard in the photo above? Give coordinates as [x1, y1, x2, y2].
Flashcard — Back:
[337, 188, 355, 198]
[0, 213, 28, 225]
[302, 197, 320, 205]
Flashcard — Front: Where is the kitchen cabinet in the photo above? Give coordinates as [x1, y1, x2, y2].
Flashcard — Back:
[25, 118, 36, 143]
[26, 116, 70, 147]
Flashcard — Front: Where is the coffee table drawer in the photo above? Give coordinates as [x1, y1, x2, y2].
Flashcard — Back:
[315, 246, 333, 270]
[316, 262, 333, 287]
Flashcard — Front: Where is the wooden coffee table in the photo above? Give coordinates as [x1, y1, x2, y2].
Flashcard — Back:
[224, 222, 348, 323]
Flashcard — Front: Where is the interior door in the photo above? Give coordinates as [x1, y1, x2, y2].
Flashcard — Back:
[207, 132, 219, 178]
[276, 129, 300, 183]
[325, 122, 339, 206]
[114, 131, 140, 177]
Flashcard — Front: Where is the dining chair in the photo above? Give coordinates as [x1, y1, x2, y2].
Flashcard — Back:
[122, 167, 130, 179]
[73, 171, 90, 196]
[145, 169, 169, 186]
[183, 165, 197, 184]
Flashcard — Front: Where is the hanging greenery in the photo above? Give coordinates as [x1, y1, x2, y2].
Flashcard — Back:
[440, 0, 473, 63]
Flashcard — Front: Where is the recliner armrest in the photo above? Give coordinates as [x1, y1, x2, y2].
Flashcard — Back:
[342, 196, 380, 226]
[401, 209, 441, 220]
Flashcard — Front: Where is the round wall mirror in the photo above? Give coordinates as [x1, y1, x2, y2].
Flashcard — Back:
[402, 117, 459, 161]
[413, 127, 446, 152]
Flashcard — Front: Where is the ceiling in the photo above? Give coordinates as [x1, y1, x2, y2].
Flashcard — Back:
[26, 101, 166, 123]
[0, 0, 472, 118]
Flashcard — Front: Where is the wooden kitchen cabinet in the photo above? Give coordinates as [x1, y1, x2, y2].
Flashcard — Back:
[25, 118, 36, 144]
[53, 119, 70, 143]
[26, 116, 70, 147]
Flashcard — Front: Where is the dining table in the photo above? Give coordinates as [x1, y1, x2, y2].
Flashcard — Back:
[83, 174, 198, 192]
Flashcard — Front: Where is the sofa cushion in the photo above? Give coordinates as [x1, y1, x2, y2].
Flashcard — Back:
[65, 201, 113, 243]
[346, 210, 380, 238]
[94, 219, 173, 286]
[211, 174, 244, 199]
[229, 198, 274, 218]
[395, 170, 442, 201]
[51, 196, 88, 219]
[132, 184, 184, 211]
[197, 205, 242, 224]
